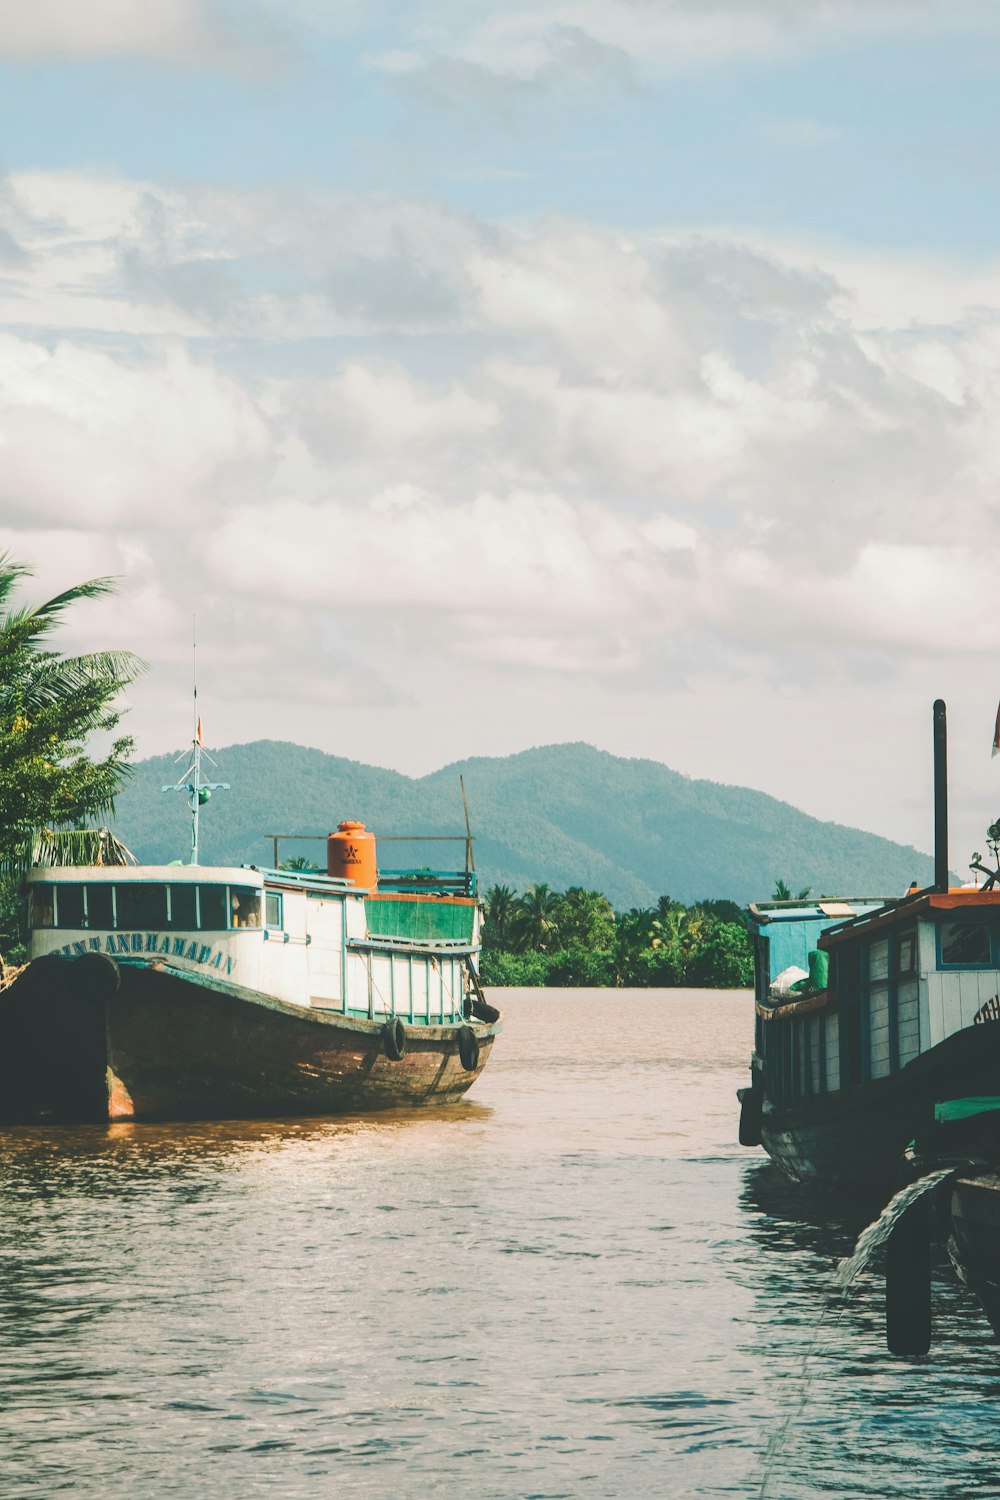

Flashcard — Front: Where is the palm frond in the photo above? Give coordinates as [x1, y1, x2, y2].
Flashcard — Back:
[30, 828, 138, 868]
[20, 651, 147, 707]
[32, 577, 120, 620]
[0, 555, 33, 611]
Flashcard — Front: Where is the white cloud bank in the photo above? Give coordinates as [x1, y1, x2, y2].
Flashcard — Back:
[0, 0, 283, 71]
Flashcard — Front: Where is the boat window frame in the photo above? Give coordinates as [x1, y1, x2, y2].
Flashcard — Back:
[28, 877, 267, 933]
[895, 928, 917, 976]
[936, 914, 998, 971]
[31, 882, 55, 928]
[230, 885, 262, 930]
[115, 880, 169, 933]
[265, 890, 283, 931]
[168, 882, 197, 931]
[197, 883, 229, 932]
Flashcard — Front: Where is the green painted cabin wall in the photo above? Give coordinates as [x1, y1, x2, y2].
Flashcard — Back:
[365, 898, 475, 943]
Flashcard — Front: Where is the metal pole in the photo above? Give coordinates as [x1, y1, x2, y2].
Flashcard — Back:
[933, 699, 948, 893]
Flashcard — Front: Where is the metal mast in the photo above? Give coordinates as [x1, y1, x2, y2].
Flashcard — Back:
[161, 620, 229, 864]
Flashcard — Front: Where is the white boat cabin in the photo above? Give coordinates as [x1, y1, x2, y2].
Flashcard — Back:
[750, 891, 1000, 1105]
[27, 863, 481, 1024]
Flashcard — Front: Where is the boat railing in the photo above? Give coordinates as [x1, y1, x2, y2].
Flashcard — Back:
[348, 935, 480, 954]
[376, 868, 478, 897]
[252, 867, 354, 892]
[253, 865, 477, 898]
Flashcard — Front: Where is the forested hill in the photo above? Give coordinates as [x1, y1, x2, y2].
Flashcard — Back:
[109, 740, 937, 909]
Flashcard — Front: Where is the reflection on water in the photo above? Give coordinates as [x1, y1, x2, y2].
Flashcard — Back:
[0, 989, 998, 1498]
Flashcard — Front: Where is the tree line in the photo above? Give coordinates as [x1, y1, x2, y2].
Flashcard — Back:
[479, 883, 753, 988]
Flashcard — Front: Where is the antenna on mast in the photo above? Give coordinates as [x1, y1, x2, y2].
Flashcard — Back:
[161, 618, 230, 864]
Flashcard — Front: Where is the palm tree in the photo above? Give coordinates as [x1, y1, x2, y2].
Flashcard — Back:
[515, 883, 561, 952]
[483, 883, 518, 949]
[772, 879, 811, 901]
[0, 555, 144, 947]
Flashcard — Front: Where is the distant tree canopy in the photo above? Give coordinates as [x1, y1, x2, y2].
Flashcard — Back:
[0, 557, 144, 961]
[479, 883, 753, 989]
[772, 879, 811, 901]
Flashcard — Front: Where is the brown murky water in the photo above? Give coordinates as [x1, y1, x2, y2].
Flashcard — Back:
[1, 989, 998, 1498]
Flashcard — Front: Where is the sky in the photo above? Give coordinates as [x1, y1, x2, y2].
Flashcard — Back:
[3, 0, 1000, 872]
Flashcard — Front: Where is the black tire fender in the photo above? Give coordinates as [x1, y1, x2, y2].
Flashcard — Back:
[74, 951, 121, 1002]
[471, 998, 500, 1025]
[382, 1016, 406, 1061]
[738, 1085, 763, 1148]
[457, 1025, 480, 1073]
[28, 952, 69, 996]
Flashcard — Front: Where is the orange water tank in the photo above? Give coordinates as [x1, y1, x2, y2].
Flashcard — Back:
[327, 820, 378, 889]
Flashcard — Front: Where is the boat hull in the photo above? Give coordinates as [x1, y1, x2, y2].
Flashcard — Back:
[757, 1023, 1000, 1191]
[0, 955, 499, 1124]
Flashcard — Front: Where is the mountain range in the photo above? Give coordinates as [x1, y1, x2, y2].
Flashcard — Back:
[108, 740, 937, 910]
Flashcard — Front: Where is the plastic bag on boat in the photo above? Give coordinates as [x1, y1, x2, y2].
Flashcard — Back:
[770, 964, 808, 997]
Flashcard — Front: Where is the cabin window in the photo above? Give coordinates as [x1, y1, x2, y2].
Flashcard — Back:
[895, 931, 916, 975]
[31, 884, 54, 928]
[198, 885, 228, 931]
[117, 884, 167, 931]
[230, 887, 261, 928]
[265, 892, 283, 930]
[169, 884, 197, 930]
[939, 920, 993, 967]
[868, 939, 889, 981]
[86, 884, 114, 930]
[56, 884, 85, 929]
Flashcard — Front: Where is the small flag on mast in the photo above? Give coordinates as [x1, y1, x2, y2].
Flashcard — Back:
[197, 717, 204, 748]
[993, 702, 1000, 758]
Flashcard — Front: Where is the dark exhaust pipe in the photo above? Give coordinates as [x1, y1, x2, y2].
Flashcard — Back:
[933, 698, 948, 893]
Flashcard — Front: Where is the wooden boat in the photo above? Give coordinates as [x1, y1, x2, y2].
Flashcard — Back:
[948, 1167, 1000, 1337]
[0, 737, 500, 1123]
[738, 700, 1000, 1192]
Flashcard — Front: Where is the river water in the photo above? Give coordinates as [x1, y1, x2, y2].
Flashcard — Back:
[1, 989, 998, 1499]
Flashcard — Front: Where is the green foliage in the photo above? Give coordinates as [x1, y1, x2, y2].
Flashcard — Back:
[543, 943, 617, 987]
[479, 880, 753, 989]
[552, 887, 616, 952]
[0, 879, 26, 966]
[478, 948, 551, 987]
[685, 922, 754, 987]
[0, 556, 143, 957]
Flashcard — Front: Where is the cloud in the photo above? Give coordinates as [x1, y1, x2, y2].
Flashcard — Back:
[0, 0, 285, 72]
[0, 333, 272, 529]
[363, 0, 1000, 110]
[371, 23, 636, 117]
